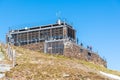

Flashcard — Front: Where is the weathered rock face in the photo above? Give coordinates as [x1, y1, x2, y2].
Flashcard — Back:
[64, 41, 107, 67]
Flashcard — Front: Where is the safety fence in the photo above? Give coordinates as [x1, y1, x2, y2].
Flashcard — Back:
[6, 44, 16, 67]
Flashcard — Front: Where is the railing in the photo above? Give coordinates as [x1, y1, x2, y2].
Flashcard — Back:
[6, 44, 16, 67]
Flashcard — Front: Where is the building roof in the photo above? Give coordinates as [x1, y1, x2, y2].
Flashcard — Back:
[9, 22, 74, 34]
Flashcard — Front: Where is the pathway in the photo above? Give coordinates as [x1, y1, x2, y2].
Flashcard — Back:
[100, 71, 120, 80]
[0, 48, 11, 78]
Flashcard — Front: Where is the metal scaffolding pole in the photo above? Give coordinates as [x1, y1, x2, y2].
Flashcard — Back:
[27, 32, 29, 45]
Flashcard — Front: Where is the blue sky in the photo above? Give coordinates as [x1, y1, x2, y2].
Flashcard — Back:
[0, 0, 120, 71]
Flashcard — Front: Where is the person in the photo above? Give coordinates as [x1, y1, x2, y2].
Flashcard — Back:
[80, 43, 83, 46]
[90, 46, 92, 51]
[87, 46, 89, 49]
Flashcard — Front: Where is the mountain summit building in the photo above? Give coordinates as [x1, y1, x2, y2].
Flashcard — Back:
[6, 20, 107, 67]
[6, 20, 76, 54]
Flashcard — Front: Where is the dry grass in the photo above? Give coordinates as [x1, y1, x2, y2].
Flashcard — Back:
[74, 59, 120, 76]
[4, 46, 120, 80]
[0, 45, 11, 64]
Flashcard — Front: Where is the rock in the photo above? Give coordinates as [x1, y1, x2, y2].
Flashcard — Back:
[63, 73, 70, 78]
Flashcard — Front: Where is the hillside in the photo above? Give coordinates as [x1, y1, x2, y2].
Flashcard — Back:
[2, 46, 120, 80]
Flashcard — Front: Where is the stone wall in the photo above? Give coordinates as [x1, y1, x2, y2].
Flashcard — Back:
[21, 42, 44, 52]
[64, 41, 107, 67]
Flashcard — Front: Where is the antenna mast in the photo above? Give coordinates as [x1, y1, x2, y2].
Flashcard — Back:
[56, 11, 61, 24]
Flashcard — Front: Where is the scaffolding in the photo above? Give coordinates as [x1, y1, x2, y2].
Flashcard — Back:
[6, 21, 76, 54]
[45, 39, 64, 54]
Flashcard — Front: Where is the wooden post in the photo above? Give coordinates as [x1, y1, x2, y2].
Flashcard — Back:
[12, 50, 16, 67]
[27, 32, 29, 45]
[39, 30, 40, 42]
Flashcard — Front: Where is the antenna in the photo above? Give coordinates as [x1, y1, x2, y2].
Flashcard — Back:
[9, 27, 11, 31]
[63, 18, 67, 24]
[56, 11, 61, 19]
[56, 11, 61, 24]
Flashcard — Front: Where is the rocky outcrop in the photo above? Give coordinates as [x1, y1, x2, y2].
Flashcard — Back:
[64, 41, 107, 67]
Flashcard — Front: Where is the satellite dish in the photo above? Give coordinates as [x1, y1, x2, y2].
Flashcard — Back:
[57, 19, 61, 25]
[11, 30, 14, 32]
[25, 27, 28, 30]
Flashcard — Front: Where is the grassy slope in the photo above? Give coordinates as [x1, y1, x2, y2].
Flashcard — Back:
[5, 46, 120, 80]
